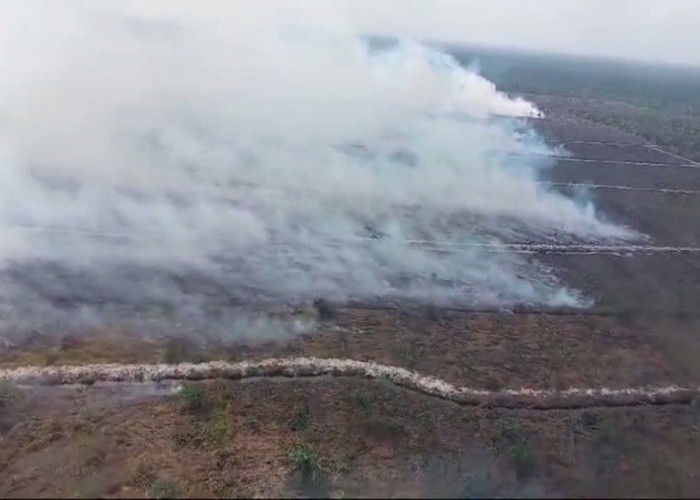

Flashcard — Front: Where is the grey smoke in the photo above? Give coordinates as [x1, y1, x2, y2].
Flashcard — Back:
[0, 1, 635, 343]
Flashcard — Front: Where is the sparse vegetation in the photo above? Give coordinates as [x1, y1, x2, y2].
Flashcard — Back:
[616, 309, 636, 326]
[366, 414, 410, 440]
[75, 435, 108, 475]
[484, 375, 503, 392]
[129, 456, 158, 491]
[579, 410, 599, 432]
[73, 473, 112, 500]
[205, 408, 234, 445]
[350, 387, 374, 410]
[162, 339, 206, 365]
[148, 478, 180, 499]
[290, 442, 322, 480]
[459, 469, 495, 499]
[313, 298, 337, 321]
[179, 384, 208, 413]
[426, 304, 440, 323]
[494, 419, 524, 448]
[288, 402, 310, 432]
[0, 381, 18, 408]
[395, 338, 420, 369]
[172, 384, 235, 449]
[173, 407, 234, 449]
[289, 441, 329, 496]
[508, 442, 535, 481]
[487, 419, 537, 481]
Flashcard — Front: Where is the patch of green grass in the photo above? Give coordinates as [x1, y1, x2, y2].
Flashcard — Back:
[590, 416, 638, 452]
[173, 384, 234, 448]
[579, 410, 599, 432]
[206, 408, 234, 446]
[288, 403, 310, 432]
[0, 381, 18, 408]
[491, 419, 536, 481]
[415, 408, 437, 436]
[173, 410, 234, 449]
[289, 441, 332, 497]
[179, 384, 208, 413]
[386, 416, 409, 436]
[148, 478, 180, 499]
[539, 370, 553, 389]
[395, 339, 420, 369]
[290, 442, 323, 483]
[365, 414, 410, 441]
[350, 387, 374, 410]
[593, 422, 615, 445]
[494, 419, 524, 446]
[508, 442, 535, 481]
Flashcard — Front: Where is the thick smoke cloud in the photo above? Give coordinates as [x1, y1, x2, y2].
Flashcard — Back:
[0, 1, 634, 343]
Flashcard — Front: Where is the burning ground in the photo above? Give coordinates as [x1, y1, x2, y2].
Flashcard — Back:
[1, 1, 699, 498]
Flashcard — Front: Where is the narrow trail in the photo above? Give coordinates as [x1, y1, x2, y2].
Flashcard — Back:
[1, 357, 697, 410]
[540, 181, 700, 195]
[560, 141, 641, 147]
[551, 157, 697, 168]
[646, 144, 700, 168]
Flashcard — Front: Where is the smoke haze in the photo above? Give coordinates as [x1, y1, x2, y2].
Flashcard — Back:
[0, 1, 635, 343]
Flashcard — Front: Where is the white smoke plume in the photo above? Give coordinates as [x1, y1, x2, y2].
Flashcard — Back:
[0, 1, 635, 341]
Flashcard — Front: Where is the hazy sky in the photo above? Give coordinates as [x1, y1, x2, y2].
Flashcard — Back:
[3, 1, 699, 66]
[344, 0, 700, 66]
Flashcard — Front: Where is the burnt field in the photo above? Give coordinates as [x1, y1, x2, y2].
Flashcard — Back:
[4, 10, 700, 496]
[1, 109, 700, 499]
[3, 125, 698, 344]
[554, 142, 689, 164]
[3, 93, 700, 498]
[2, 110, 698, 344]
[542, 160, 700, 189]
[531, 116, 700, 315]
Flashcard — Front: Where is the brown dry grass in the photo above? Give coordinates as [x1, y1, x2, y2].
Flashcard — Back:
[0, 309, 687, 390]
[0, 307, 698, 497]
[1, 377, 699, 498]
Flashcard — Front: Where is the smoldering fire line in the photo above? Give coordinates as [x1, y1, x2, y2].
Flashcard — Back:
[509, 152, 697, 167]
[539, 181, 700, 195]
[1, 357, 697, 410]
[551, 157, 697, 168]
[1, 224, 696, 255]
